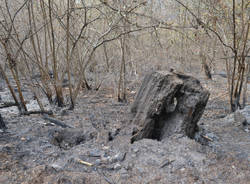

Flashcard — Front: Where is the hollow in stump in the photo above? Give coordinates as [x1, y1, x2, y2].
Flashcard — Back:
[131, 70, 209, 143]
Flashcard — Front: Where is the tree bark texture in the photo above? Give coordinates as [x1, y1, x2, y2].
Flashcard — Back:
[131, 70, 210, 143]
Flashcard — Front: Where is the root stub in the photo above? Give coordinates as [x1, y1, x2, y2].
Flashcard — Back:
[0, 114, 7, 130]
[130, 70, 210, 143]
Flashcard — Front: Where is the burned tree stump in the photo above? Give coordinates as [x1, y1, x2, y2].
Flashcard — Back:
[131, 70, 209, 143]
[0, 114, 7, 130]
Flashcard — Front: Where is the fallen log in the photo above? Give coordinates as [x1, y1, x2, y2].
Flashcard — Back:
[131, 70, 210, 143]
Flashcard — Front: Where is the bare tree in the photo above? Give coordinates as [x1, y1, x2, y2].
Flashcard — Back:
[174, 0, 250, 111]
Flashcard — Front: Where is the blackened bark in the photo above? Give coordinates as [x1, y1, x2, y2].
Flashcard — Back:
[131, 70, 209, 143]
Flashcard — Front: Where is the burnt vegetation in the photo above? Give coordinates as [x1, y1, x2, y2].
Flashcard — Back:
[0, 0, 249, 183]
[0, 0, 249, 112]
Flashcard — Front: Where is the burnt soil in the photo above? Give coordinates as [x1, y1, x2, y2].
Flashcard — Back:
[0, 74, 250, 184]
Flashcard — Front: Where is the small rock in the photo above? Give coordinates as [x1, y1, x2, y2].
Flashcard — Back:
[244, 128, 249, 133]
[101, 157, 108, 163]
[107, 156, 113, 162]
[50, 163, 63, 171]
[95, 159, 101, 166]
[180, 168, 185, 172]
[21, 137, 26, 141]
[113, 163, 122, 170]
[131, 154, 137, 158]
[125, 162, 134, 170]
[132, 148, 139, 153]
[101, 156, 111, 164]
[103, 146, 109, 150]
[113, 152, 126, 162]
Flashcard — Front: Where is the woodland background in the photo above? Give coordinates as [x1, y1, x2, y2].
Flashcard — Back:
[0, 0, 249, 112]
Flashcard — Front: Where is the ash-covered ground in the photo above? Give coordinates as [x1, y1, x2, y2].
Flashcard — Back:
[0, 75, 249, 184]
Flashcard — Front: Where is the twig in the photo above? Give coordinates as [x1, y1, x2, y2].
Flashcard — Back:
[160, 159, 175, 168]
[42, 114, 74, 128]
[201, 134, 213, 142]
[77, 159, 93, 166]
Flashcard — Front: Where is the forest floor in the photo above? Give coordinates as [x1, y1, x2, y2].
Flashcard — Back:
[0, 73, 250, 184]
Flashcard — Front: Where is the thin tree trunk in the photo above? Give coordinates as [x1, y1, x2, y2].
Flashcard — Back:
[66, 0, 74, 109]
[230, 0, 237, 112]
[48, 0, 64, 107]
[0, 62, 21, 111]
[103, 42, 109, 72]
[242, 64, 249, 107]
[1, 41, 27, 112]
[118, 37, 126, 102]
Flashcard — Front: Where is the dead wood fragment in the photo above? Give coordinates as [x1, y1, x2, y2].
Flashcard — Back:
[160, 159, 175, 168]
[0, 102, 19, 109]
[0, 114, 7, 130]
[42, 114, 74, 128]
[201, 134, 213, 142]
[21, 110, 53, 116]
[0, 101, 29, 109]
[77, 159, 93, 166]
